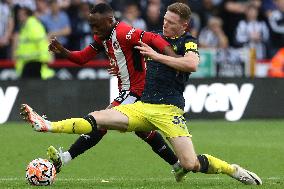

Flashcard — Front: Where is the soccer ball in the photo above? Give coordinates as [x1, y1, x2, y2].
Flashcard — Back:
[25, 158, 56, 186]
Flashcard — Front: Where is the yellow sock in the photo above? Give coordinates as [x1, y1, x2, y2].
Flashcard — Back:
[204, 154, 235, 176]
[51, 118, 92, 134]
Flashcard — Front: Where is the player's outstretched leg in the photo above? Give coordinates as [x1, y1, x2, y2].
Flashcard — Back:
[20, 104, 94, 134]
[197, 154, 262, 185]
[20, 104, 51, 132]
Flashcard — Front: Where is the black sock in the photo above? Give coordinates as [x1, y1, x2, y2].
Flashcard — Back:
[135, 131, 178, 165]
[68, 115, 106, 159]
[197, 154, 209, 173]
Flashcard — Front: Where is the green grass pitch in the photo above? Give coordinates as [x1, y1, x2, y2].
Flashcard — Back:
[0, 120, 283, 188]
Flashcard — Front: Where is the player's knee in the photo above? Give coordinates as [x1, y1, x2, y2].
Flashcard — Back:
[99, 128, 108, 135]
[84, 114, 97, 131]
[135, 131, 156, 141]
[180, 157, 200, 171]
[87, 128, 108, 138]
[88, 111, 105, 126]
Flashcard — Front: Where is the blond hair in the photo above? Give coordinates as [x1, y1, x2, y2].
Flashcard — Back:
[167, 3, 191, 21]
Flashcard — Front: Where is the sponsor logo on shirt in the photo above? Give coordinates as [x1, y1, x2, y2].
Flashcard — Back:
[126, 28, 136, 40]
[185, 42, 198, 51]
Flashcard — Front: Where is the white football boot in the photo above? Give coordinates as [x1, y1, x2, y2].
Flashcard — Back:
[231, 164, 262, 185]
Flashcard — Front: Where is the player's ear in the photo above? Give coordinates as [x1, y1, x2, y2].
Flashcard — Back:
[182, 21, 189, 31]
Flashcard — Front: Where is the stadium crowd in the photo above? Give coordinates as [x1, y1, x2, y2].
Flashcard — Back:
[0, 0, 283, 77]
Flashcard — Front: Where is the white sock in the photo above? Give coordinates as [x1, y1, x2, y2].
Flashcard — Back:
[45, 120, 52, 131]
[172, 160, 181, 170]
[61, 151, 72, 164]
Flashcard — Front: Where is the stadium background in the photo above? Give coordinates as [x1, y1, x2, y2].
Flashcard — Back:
[0, 0, 283, 188]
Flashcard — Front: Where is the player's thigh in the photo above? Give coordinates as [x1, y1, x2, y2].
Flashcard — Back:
[90, 109, 129, 131]
[147, 104, 191, 138]
[113, 102, 155, 132]
[168, 136, 197, 167]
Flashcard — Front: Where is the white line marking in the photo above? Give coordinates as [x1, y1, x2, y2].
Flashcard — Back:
[0, 177, 282, 181]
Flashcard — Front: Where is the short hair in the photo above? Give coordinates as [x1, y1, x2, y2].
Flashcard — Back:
[167, 2, 191, 22]
[90, 3, 113, 15]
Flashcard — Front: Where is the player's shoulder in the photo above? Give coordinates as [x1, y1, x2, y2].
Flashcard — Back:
[116, 21, 132, 31]
[151, 30, 163, 35]
[116, 21, 143, 41]
[182, 32, 197, 42]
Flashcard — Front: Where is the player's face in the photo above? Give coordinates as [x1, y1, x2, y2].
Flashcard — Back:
[163, 11, 187, 38]
[88, 13, 113, 40]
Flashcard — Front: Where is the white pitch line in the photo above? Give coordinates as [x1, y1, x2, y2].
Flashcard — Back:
[0, 177, 282, 181]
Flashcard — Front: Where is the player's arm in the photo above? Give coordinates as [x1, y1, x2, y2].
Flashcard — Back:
[132, 30, 178, 57]
[48, 38, 100, 65]
[135, 40, 199, 72]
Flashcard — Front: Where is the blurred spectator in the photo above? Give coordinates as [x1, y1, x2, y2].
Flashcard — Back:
[35, 0, 50, 19]
[198, 16, 228, 48]
[12, 7, 54, 79]
[198, 0, 220, 29]
[40, 0, 71, 49]
[110, 0, 129, 13]
[219, 0, 262, 45]
[261, 0, 277, 17]
[12, 0, 36, 11]
[0, 0, 14, 59]
[216, 47, 246, 77]
[67, 2, 93, 50]
[66, 0, 81, 19]
[57, 0, 71, 9]
[269, 47, 284, 77]
[143, 2, 163, 31]
[267, 0, 284, 57]
[235, 4, 270, 59]
[189, 12, 201, 37]
[122, 2, 147, 30]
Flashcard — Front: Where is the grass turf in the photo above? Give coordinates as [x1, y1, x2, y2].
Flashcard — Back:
[0, 120, 283, 188]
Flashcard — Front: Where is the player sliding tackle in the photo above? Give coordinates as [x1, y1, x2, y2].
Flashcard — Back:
[21, 3, 262, 185]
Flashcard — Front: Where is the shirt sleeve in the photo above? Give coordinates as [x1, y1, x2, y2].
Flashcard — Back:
[68, 45, 98, 65]
[68, 35, 104, 64]
[127, 28, 170, 53]
[141, 31, 170, 53]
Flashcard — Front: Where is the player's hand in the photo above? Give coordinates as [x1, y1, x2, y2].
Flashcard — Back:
[48, 38, 64, 54]
[107, 66, 120, 77]
[135, 41, 160, 60]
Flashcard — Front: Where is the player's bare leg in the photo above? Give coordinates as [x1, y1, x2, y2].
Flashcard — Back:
[168, 137, 262, 185]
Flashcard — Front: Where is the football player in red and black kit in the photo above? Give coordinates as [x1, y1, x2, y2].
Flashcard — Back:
[47, 3, 183, 181]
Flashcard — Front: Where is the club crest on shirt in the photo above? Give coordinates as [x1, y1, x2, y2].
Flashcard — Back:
[113, 41, 120, 50]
